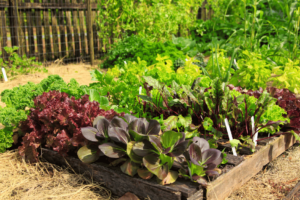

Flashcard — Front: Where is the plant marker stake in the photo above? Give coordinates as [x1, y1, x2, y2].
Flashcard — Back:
[139, 86, 142, 95]
[234, 59, 239, 69]
[124, 61, 127, 65]
[251, 116, 258, 146]
[224, 118, 237, 156]
[2, 67, 8, 82]
[186, 58, 188, 61]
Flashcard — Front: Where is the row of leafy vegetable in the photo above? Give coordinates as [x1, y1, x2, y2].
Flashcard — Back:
[0, 65, 300, 186]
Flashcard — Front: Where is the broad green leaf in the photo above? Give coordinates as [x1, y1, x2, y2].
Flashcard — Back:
[127, 141, 143, 163]
[160, 131, 182, 149]
[77, 145, 100, 164]
[229, 139, 241, 149]
[163, 116, 178, 131]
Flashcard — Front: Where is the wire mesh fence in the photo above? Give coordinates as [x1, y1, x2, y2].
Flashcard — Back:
[0, 0, 104, 65]
[0, 0, 212, 65]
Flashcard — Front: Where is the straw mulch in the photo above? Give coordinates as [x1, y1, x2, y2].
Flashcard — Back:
[0, 150, 114, 200]
[227, 143, 300, 200]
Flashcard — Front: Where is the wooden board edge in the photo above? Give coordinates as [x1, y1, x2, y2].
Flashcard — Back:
[41, 148, 182, 200]
[283, 181, 300, 200]
[206, 133, 296, 200]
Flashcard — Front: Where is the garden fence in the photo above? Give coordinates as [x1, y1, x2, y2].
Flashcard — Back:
[0, 0, 213, 65]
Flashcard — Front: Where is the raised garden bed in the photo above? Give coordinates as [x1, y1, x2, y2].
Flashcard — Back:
[41, 132, 297, 200]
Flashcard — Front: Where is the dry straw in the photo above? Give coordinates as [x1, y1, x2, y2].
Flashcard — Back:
[227, 144, 300, 200]
[0, 150, 114, 200]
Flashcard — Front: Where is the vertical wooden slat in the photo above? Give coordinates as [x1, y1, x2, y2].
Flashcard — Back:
[50, 0, 59, 58]
[34, 0, 43, 61]
[72, 3, 80, 59]
[0, 2, 8, 59]
[58, 2, 66, 58]
[78, 0, 87, 56]
[201, 0, 207, 21]
[18, 2, 26, 57]
[24, 0, 35, 57]
[87, 0, 93, 65]
[8, 0, 19, 51]
[65, 0, 74, 60]
[43, 0, 52, 60]
[92, 7, 98, 58]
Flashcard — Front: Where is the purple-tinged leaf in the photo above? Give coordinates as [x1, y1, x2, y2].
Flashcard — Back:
[143, 154, 168, 180]
[205, 169, 221, 177]
[128, 119, 146, 135]
[77, 145, 101, 164]
[149, 135, 163, 153]
[132, 141, 153, 156]
[81, 127, 99, 142]
[123, 114, 138, 124]
[127, 141, 143, 163]
[202, 149, 222, 166]
[188, 143, 202, 165]
[98, 143, 126, 158]
[93, 116, 105, 127]
[95, 117, 110, 138]
[193, 137, 210, 152]
[146, 120, 161, 135]
[137, 168, 153, 180]
[157, 170, 178, 185]
[108, 126, 129, 144]
[167, 140, 190, 157]
[120, 160, 139, 177]
[111, 116, 128, 130]
[192, 176, 208, 187]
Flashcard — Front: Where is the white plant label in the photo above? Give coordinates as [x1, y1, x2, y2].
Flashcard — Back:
[224, 118, 237, 156]
[124, 61, 127, 65]
[251, 116, 258, 146]
[2, 67, 8, 82]
[185, 58, 188, 61]
[234, 59, 239, 69]
[139, 86, 142, 95]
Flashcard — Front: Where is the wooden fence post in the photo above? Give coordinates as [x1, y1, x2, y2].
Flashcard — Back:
[87, 0, 94, 65]
[8, 0, 20, 54]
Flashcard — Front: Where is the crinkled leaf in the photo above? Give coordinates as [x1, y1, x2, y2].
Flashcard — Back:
[120, 160, 139, 177]
[229, 139, 241, 149]
[81, 127, 99, 142]
[163, 116, 178, 131]
[177, 115, 192, 128]
[98, 143, 126, 158]
[202, 117, 213, 131]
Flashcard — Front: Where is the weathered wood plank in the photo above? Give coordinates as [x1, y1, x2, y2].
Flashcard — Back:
[283, 181, 300, 200]
[8, 0, 19, 51]
[43, 0, 52, 60]
[34, 0, 44, 61]
[86, 0, 93, 65]
[41, 148, 183, 200]
[0, 2, 99, 9]
[24, 0, 35, 57]
[78, 0, 87, 56]
[205, 133, 297, 200]
[65, 0, 74, 59]
[72, 6, 80, 59]
[18, 2, 26, 56]
[58, 2, 66, 58]
[92, 9, 99, 58]
[0, 6, 8, 59]
[50, 0, 59, 58]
